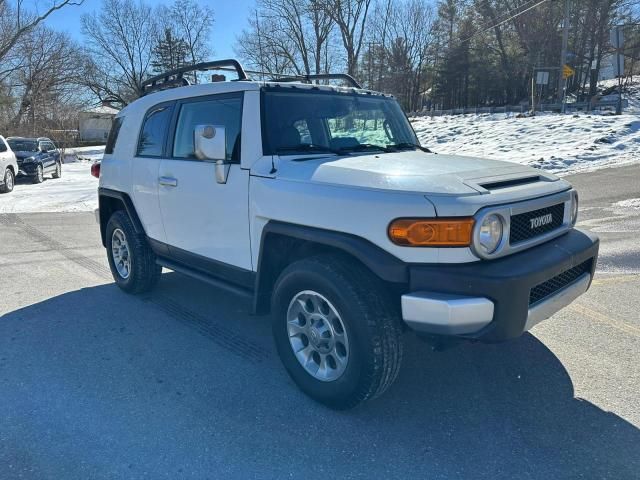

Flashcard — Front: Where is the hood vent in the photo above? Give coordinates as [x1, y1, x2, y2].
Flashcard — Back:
[479, 175, 541, 191]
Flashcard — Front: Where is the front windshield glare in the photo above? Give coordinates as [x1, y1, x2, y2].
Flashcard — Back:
[263, 90, 419, 155]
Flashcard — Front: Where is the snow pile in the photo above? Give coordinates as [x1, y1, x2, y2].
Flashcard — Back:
[412, 80, 640, 176]
[616, 198, 640, 209]
[0, 148, 102, 213]
[63, 145, 105, 164]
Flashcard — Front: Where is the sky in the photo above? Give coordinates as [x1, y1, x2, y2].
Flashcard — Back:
[34, 0, 254, 60]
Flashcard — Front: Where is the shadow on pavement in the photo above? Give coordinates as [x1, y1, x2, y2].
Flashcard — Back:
[0, 272, 638, 479]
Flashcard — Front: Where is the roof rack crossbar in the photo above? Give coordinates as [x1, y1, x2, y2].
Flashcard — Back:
[274, 73, 362, 89]
[140, 59, 249, 96]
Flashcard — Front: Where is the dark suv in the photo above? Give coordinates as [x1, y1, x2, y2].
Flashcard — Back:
[6, 137, 62, 183]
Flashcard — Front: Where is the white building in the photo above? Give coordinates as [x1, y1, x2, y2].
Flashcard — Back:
[79, 104, 119, 142]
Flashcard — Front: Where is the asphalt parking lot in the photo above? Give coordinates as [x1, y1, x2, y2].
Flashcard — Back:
[1, 165, 639, 479]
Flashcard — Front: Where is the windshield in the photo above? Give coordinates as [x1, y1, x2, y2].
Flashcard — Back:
[8, 139, 38, 152]
[262, 89, 419, 155]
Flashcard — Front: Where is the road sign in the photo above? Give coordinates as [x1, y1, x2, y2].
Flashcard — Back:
[536, 71, 549, 85]
[562, 64, 575, 79]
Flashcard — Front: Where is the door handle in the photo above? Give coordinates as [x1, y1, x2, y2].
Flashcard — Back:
[159, 176, 178, 187]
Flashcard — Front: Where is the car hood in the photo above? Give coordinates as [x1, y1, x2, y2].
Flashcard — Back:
[13, 151, 38, 160]
[271, 151, 560, 196]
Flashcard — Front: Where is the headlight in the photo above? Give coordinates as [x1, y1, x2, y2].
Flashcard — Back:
[23, 156, 35, 163]
[571, 191, 579, 225]
[478, 214, 504, 254]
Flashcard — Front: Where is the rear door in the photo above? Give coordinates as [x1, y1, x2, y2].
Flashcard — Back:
[130, 102, 175, 245]
[158, 92, 252, 272]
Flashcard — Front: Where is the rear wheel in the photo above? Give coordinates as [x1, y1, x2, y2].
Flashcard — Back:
[272, 254, 403, 409]
[32, 164, 44, 184]
[0, 168, 14, 193]
[52, 161, 61, 179]
[106, 211, 161, 293]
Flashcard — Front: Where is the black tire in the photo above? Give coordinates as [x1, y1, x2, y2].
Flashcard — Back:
[32, 164, 44, 184]
[0, 168, 14, 193]
[106, 210, 161, 293]
[52, 161, 61, 179]
[272, 254, 403, 409]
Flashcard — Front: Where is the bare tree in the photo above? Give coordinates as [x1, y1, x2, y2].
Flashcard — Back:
[157, 0, 214, 83]
[81, 0, 158, 106]
[0, 22, 86, 136]
[0, 0, 83, 66]
[320, 0, 372, 76]
[236, 0, 336, 77]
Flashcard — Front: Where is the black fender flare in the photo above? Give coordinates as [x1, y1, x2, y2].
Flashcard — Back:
[253, 221, 408, 314]
[98, 188, 145, 246]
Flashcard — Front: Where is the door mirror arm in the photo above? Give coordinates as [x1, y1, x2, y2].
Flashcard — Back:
[194, 124, 230, 184]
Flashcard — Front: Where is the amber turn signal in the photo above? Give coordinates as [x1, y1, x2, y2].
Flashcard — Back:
[388, 218, 475, 247]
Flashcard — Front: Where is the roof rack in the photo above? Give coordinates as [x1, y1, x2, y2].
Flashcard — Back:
[140, 59, 249, 96]
[274, 73, 362, 89]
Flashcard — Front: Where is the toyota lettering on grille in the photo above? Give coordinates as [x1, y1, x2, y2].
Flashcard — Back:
[530, 213, 553, 229]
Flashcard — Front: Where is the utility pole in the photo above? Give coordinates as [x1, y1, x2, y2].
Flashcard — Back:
[531, 75, 535, 116]
[615, 25, 622, 115]
[557, 0, 570, 111]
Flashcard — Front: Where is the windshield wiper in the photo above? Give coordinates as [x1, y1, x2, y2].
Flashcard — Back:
[276, 144, 341, 155]
[387, 142, 434, 153]
[338, 143, 391, 153]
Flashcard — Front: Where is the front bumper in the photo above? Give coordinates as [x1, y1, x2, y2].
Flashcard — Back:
[17, 162, 38, 176]
[401, 228, 599, 342]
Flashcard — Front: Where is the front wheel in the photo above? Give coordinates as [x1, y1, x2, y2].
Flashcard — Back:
[0, 168, 14, 193]
[106, 211, 161, 293]
[272, 254, 403, 409]
[32, 164, 44, 184]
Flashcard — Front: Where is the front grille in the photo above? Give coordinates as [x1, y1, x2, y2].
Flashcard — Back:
[510, 203, 565, 245]
[529, 260, 592, 306]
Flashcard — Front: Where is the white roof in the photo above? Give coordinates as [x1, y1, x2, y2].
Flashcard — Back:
[81, 105, 120, 115]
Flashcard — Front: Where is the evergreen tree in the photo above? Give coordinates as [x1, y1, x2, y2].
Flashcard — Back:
[151, 28, 189, 73]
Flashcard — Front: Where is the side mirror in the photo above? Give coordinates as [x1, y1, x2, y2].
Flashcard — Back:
[194, 124, 229, 184]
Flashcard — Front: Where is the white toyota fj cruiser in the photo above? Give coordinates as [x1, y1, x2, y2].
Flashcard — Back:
[97, 60, 599, 409]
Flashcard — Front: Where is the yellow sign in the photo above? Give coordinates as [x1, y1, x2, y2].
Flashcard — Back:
[562, 64, 575, 79]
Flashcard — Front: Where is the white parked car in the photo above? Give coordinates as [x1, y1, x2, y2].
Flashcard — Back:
[0, 135, 18, 194]
[96, 60, 599, 409]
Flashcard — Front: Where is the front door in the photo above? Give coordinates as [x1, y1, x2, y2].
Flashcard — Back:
[158, 92, 252, 272]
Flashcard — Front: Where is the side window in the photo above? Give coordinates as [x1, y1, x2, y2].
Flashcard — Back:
[0, 140, 6, 153]
[137, 104, 173, 157]
[105, 117, 124, 154]
[172, 94, 243, 162]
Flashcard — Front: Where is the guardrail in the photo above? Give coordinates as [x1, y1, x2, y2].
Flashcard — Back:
[410, 99, 629, 117]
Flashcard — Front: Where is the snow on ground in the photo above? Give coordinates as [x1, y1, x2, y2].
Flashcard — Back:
[0, 147, 103, 213]
[412, 80, 640, 176]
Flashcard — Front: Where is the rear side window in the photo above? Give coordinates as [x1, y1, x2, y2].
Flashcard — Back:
[172, 94, 243, 162]
[105, 117, 124, 154]
[137, 104, 173, 157]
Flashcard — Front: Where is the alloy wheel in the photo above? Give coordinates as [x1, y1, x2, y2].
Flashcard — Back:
[286, 290, 350, 382]
[111, 228, 131, 279]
